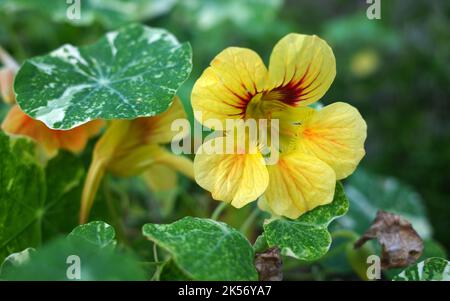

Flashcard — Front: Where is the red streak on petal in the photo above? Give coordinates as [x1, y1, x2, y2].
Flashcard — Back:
[265, 63, 324, 106]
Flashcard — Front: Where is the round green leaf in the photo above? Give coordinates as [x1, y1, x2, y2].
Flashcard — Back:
[263, 182, 349, 261]
[393, 257, 450, 281]
[142, 217, 258, 281]
[1, 236, 145, 281]
[14, 23, 192, 129]
[0, 248, 35, 278]
[68, 221, 116, 249]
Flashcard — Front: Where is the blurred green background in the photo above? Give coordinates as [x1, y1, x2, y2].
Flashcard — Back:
[0, 0, 449, 278]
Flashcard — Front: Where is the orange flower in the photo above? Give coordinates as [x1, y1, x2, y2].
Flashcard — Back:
[2, 105, 103, 156]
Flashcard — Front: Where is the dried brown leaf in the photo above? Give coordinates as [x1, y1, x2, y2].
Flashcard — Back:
[255, 247, 283, 281]
[354, 210, 423, 269]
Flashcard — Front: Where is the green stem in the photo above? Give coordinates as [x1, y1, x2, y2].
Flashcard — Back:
[210, 202, 228, 220]
[153, 243, 159, 263]
[331, 229, 359, 241]
[103, 179, 128, 245]
[240, 208, 260, 235]
[150, 258, 170, 281]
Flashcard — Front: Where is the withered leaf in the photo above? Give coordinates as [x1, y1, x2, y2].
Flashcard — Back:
[354, 211, 423, 269]
[255, 247, 283, 281]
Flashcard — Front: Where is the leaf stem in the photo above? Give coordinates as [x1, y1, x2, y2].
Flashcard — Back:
[153, 243, 159, 263]
[240, 208, 260, 235]
[211, 202, 228, 220]
[103, 178, 128, 245]
[331, 229, 359, 241]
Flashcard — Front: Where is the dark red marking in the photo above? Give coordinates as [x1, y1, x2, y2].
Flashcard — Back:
[264, 64, 320, 106]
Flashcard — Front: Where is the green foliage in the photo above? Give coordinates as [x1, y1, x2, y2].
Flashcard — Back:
[0, 0, 449, 281]
[0, 221, 145, 280]
[143, 217, 258, 280]
[41, 151, 86, 240]
[0, 247, 35, 277]
[339, 169, 432, 238]
[0, 132, 45, 261]
[67, 220, 116, 249]
[0, 0, 176, 29]
[393, 257, 450, 281]
[263, 183, 349, 261]
[173, 0, 282, 36]
[0, 133, 87, 261]
[331, 170, 445, 280]
[14, 23, 192, 129]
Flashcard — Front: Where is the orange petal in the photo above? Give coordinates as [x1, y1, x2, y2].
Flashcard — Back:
[1, 105, 103, 156]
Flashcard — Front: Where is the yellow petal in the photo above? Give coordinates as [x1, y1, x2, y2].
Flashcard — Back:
[157, 151, 194, 180]
[80, 119, 130, 223]
[143, 164, 178, 192]
[191, 47, 267, 124]
[80, 117, 192, 223]
[194, 137, 269, 208]
[109, 144, 194, 179]
[263, 151, 336, 219]
[265, 34, 336, 107]
[130, 96, 188, 145]
[295, 102, 367, 179]
[272, 105, 316, 152]
[142, 164, 179, 217]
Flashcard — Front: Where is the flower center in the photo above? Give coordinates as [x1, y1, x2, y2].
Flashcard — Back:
[244, 91, 291, 121]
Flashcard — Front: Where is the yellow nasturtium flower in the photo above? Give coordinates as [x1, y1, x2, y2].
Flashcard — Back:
[192, 33, 367, 219]
[80, 97, 194, 223]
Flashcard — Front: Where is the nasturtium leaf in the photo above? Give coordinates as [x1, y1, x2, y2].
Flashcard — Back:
[14, 23, 192, 130]
[142, 217, 258, 280]
[0, 132, 45, 261]
[263, 182, 349, 261]
[393, 257, 450, 281]
[68, 221, 116, 249]
[253, 234, 269, 253]
[0, 248, 35, 278]
[337, 169, 432, 238]
[0, 134, 88, 261]
[41, 151, 85, 240]
[159, 259, 192, 281]
[1, 234, 146, 280]
[316, 229, 370, 277]
[421, 240, 447, 260]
